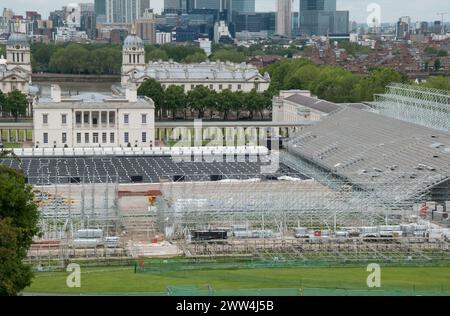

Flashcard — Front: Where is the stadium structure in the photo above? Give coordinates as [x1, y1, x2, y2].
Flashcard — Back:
[2, 84, 450, 264]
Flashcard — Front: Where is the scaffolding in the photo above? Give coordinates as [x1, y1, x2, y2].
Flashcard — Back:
[372, 83, 450, 132]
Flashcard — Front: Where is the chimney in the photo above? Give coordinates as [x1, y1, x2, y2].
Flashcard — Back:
[125, 83, 138, 102]
[51, 84, 61, 102]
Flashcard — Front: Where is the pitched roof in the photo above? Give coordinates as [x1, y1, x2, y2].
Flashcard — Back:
[285, 94, 341, 114]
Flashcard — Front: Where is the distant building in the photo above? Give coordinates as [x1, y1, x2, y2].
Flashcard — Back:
[121, 30, 270, 91]
[81, 11, 97, 39]
[54, 26, 89, 43]
[95, 0, 107, 23]
[276, 0, 293, 37]
[105, 0, 151, 24]
[214, 20, 232, 43]
[135, 9, 157, 44]
[33, 84, 155, 148]
[299, 0, 349, 36]
[126, 60, 271, 93]
[396, 16, 411, 40]
[197, 38, 212, 55]
[272, 90, 340, 123]
[156, 31, 172, 44]
[0, 33, 32, 95]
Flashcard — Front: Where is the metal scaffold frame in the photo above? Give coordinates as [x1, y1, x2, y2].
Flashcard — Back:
[372, 83, 450, 132]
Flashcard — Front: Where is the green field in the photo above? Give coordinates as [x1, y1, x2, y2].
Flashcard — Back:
[24, 265, 450, 296]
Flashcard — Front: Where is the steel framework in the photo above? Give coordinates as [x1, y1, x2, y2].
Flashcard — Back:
[372, 83, 450, 132]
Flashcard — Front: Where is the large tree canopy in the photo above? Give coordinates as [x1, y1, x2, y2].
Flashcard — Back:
[3, 90, 28, 121]
[0, 152, 39, 296]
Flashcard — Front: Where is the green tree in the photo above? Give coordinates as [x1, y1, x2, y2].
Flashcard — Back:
[437, 50, 449, 57]
[5, 90, 28, 121]
[0, 158, 39, 296]
[434, 59, 442, 71]
[0, 45, 5, 58]
[146, 48, 168, 62]
[187, 86, 211, 119]
[422, 76, 450, 91]
[284, 64, 320, 90]
[216, 89, 236, 120]
[163, 85, 186, 119]
[232, 91, 246, 120]
[183, 52, 207, 63]
[352, 67, 406, 101]
[137, 79, 164, 119]
[48, 44, 90, 74]
[210, 49, 247, 63]
[204, 90, 218, 119]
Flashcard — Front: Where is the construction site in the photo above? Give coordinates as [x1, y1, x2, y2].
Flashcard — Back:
[2, 84, 448, 269]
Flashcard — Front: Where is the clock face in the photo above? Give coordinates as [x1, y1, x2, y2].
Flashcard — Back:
[132, 47, 136, 51]
[15, 45, 20, 49]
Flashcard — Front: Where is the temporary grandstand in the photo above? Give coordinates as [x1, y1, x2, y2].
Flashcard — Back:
[372, 83, 450, 132]
[1, 146, 299, 185]
[284, 106, 450, 207]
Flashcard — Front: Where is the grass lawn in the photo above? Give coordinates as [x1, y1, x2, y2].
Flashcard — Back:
[25, 265, 450, 295]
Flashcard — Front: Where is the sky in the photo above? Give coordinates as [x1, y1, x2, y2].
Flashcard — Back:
[2, 0, 450, 23]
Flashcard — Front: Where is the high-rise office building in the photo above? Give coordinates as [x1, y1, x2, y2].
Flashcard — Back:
[164, 0, 196, 14]
[231, 0, 255, 13]
[276, 0, 293, 37]
[299, 0, 349, 35]
[195, 0, 222, 10]
[95, 0, 107, 23]
[105, 0, 150, 24]
[135, 9, 157, 44]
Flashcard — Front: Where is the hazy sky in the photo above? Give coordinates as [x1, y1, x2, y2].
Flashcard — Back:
[2, 0, 450, 23]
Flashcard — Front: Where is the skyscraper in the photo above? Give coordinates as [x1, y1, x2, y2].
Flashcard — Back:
[276, 0, 293, 37]
[230, 0, 255, 13]
[299, 0, 349, 35]
[95, 0, 107, 23]
[105, 0, 151, 24]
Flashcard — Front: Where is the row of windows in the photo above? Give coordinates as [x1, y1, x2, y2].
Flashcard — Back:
[42, 132, 149, 144]
[43, 114, 149, 126]
[12, 52, 25, 63]
[161, 83, 243, 91]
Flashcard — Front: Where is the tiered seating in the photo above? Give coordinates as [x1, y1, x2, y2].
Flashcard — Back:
[0, 155, 305, 185]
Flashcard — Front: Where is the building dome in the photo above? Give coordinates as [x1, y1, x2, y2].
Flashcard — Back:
[123, 24, 143, 50]
[123, 34, 144, 50]
[7, 33, 29, 47]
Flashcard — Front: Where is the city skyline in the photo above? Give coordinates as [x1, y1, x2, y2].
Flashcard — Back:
[2, 0, 450, 23]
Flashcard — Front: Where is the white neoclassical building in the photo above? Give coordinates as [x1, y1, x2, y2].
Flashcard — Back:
[120, 29, 271, 93]
[272, 90, 341, 123]
[33, 85, 155, 148]
[0, 33, 33, 94]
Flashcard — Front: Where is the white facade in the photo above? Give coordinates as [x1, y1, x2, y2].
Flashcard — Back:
[33, 85, 155, 148]
[272, 90, 340, 123]
[197, 38, 212, 56]
[156, 32, 172, 45]
[214, 20, 232, 43]
[125, 60, 271, 93]
[54, 26, 89, 42]
[0, 33, 32, 94]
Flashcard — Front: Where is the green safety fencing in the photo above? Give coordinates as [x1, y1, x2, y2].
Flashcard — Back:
[135, 257, 450, 273]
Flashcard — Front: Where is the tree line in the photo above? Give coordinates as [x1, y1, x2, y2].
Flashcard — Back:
[137, 78, 272, 120]
[263, 58, 410, 102]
